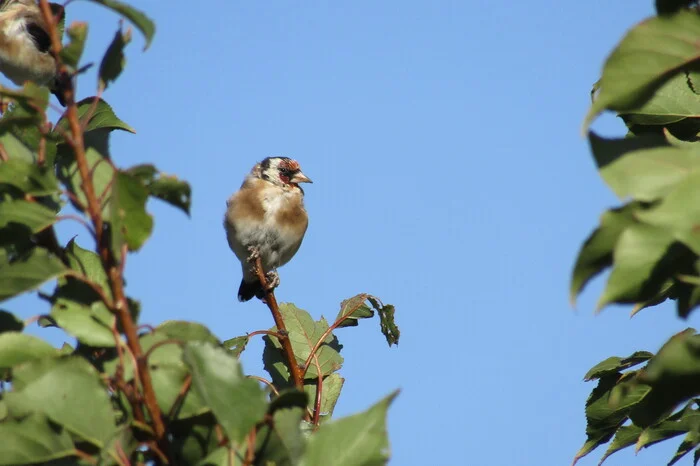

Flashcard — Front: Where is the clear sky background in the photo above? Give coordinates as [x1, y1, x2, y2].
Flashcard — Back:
[3, 1, 692, 465]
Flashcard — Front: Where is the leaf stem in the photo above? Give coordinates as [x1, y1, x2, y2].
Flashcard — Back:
[302, 299, 365, 377]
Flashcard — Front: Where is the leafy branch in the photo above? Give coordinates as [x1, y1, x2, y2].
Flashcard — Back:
[37, 0, 167, 446]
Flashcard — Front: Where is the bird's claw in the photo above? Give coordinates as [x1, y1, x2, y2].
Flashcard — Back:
[246, 246, 260, 263]
[265, 270, 280, 290]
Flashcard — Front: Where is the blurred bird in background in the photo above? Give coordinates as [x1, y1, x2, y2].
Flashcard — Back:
[224, 157, 312, 302]
[0, 0, 68, 105]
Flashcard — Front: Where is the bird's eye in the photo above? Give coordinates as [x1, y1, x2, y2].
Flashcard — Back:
[279, 168, 291, 176]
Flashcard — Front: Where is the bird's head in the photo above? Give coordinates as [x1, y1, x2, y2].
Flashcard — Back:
[256, 157, 313, 189]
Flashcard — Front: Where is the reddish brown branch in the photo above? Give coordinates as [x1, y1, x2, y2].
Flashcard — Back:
[253, 256, 304, 390]
[247, 329, 285, 339]
[247, 375, 280, 396]
[37, 0, 167, 454]
[167, 374, 192, 419]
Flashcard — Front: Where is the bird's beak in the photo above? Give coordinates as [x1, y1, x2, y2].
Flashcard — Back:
[291, 171, 313, 184]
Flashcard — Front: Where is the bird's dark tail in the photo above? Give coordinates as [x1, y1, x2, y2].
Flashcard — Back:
[238, 279, 265, 302]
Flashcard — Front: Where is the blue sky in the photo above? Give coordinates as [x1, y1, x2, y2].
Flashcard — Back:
[3, 1, 692, 465]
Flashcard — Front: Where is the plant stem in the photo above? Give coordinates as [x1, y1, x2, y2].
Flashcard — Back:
[253, 256, 304, 389]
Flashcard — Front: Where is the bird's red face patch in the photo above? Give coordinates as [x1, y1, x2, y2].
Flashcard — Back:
[282, 159, 300, 172]
[278, 159, 301, 186]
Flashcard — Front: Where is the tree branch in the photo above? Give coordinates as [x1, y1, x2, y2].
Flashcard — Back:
[253, 256, 304, 389]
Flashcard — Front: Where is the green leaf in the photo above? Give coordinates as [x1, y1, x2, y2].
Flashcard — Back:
[628, 330, 700, 427]
[0, 159, 59, 195]
[301, 391, 398, 466]
[0, 332, 57, 368]
[0, 413, 75, 465]
[584, 11, 700, 129]
[183, 342, 267, 445]
[571, 203, 640, 305]
[335, 294, 375, 328]
[4, 356, 116, 446]
[303, 373, 344, 421]
[370, 299, 400, 347]
[171, 414, 220, 465]
[256, 407, 307, 466]
[56, 144, 114, 216]
[588, 133, 700, 202]
[126, 164, 191, 215]
[639, 329, 700, 384]
[620, 71, 700, 126]
[223, 335, 249, 358]
[99, 28, 131, 90]
[0, 200, 56, 233]
[60, 22, 88, 70]
[99, 425, 138, 466]
[54, 98, 135, 135]
[84, 0, 155, 49]
[64, 239, 110, 296]
[669, 430, 700, 465]
[597, 224, 681, 312]
[0, 310, 23, 333]
[574, 373, 651, 465]
[263, 336, 292, 388]
[269, 389, 309, 414]
[637, 172, 700, 255]
[273, 303, 344, 379]
[0, 132, 35, 162]
[584, 351, 654, 381]
[51, 299, 115, 347]
[151, 363, 209, 420]
[156, 321, 220, 345]
[636, 403, 700, 452]
[109, 171, 153, 257]
[598, 424, 643, 465]
[0, 248, 67, 303]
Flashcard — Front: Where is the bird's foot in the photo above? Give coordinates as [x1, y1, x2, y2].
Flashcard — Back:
[265, 270, 280, 290]
[246, 246, 260, 263]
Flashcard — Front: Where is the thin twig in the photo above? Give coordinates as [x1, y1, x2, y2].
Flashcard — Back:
[247, 329, 285, 339]
[62, 189, 87, 212]
[302, 303, 360, 377]
[56, 214, 96, 236]
[311, 354, 323, 425]
[247, 375, 280, 397]
[167, 374, 192, 419]
[74, 449, 97, 464]
[243, 430, 257, 466]
[63, 270, 114, 308]
[253, 256, 304, 390]
[0, 142, 9, 161]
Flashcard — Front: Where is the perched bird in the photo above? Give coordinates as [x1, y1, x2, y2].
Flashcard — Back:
[0, 0, 67, 105]
[224, 157, 312, 302]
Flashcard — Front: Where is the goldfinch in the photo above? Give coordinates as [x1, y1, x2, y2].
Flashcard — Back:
[224, 157, 312, 301]
[0, 0, 67, 105]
